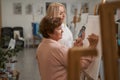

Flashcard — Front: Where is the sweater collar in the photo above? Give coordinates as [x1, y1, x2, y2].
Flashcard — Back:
[42, 38, 58, 43]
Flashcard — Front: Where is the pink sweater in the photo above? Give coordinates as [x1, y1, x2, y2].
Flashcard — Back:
[36, 38, 69, 80]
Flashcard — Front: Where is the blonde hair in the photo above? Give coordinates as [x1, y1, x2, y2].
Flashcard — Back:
[46, 2, 66, 17]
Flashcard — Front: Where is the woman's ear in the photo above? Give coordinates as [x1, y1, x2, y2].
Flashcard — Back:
[48, 32, 53, 38]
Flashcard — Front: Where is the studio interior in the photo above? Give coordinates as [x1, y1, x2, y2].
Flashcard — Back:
[0, 0, 120, 80]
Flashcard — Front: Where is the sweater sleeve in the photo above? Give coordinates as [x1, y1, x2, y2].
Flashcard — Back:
[52, 45, 69, 68]
[58, 46, 69, 68]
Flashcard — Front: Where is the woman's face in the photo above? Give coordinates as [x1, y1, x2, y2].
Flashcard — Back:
[58, 6, 66, 22]
[49, 25, 63, 41]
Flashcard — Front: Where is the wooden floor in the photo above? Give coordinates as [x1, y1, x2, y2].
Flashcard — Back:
[16, 48, 41, 80]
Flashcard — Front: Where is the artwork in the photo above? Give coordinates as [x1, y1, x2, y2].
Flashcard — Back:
[81, 3, 89, 13]
[37, 5, 44, 15]
[32, 3, 44, 15]
[13, 3, 22, 14]
[25, 4, 33, 15]
[71, 4, 78, 15]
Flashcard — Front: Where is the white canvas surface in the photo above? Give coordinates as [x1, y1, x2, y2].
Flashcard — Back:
[84, 15, 102, 80]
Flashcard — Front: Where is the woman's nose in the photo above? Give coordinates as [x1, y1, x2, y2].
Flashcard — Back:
[61, 29, 63, 33]
[63, 13, 65, 17]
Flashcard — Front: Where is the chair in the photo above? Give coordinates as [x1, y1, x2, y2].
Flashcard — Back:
[1, 27, 13, 48]
[13, 27, 24, 38]
[32, 22, 42, 47]
[13, 26, 24, 48]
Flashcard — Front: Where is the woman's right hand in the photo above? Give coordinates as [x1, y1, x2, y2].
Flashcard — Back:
[87, 33, 99, 48]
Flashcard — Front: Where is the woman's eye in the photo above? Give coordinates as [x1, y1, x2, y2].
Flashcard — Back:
[60, 12, 65, 15]
[57, 27, 62, 30]
[58, 28, 61, 30]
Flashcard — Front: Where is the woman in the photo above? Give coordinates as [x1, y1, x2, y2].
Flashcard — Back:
[46, 2, 100, 80]
[36, 16, 94, 80]
[46, 2, 73, 48]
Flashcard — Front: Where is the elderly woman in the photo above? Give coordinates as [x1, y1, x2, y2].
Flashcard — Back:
[36, 16, 96, 80]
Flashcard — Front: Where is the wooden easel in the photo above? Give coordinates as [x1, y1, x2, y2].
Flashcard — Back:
[99, 1, 120, 80]
[67, 1, 120, 80]
[67, 47, 97, 80]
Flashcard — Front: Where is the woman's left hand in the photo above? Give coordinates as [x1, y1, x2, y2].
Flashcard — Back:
[74, 37, 83, 47]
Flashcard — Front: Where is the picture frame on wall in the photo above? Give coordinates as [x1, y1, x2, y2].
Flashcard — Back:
[25, 4, 33, 15]
[81, 3, 89, 13]
[32, 3, 44, 15]
[13, 2, 22, 15]
[37, 5, 44, 15]
[71, 4, 78, 15]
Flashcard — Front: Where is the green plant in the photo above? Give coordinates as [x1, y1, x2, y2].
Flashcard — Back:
[0, 48, 8, 69]
[0, 38, 22, 69]
[0, 48, 19, 69]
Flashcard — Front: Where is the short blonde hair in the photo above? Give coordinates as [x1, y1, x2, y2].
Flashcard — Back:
[46, 2, 66, 17]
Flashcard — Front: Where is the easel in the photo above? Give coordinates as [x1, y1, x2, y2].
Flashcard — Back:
[67, 1, 120, 80]
[68, 47, 97, 80]
[99, 1, 120, 80]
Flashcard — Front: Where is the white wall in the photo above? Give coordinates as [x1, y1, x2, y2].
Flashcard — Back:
[1, 0, 45, 39]
[1, 0, 100, 39]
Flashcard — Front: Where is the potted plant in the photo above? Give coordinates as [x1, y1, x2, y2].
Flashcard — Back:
[0, 38, 22, 73]
[0, 47, 20, 70]
[0, 48, 8, 70]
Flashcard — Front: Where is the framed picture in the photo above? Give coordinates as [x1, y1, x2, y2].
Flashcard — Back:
[13, 3, 22, 15]
[71, 4, 78, 15]
[25, 4, 33, 15]
[37, 5, 44, 15]
[81, 3, 89, 13]
[32, 3, 44, 15]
